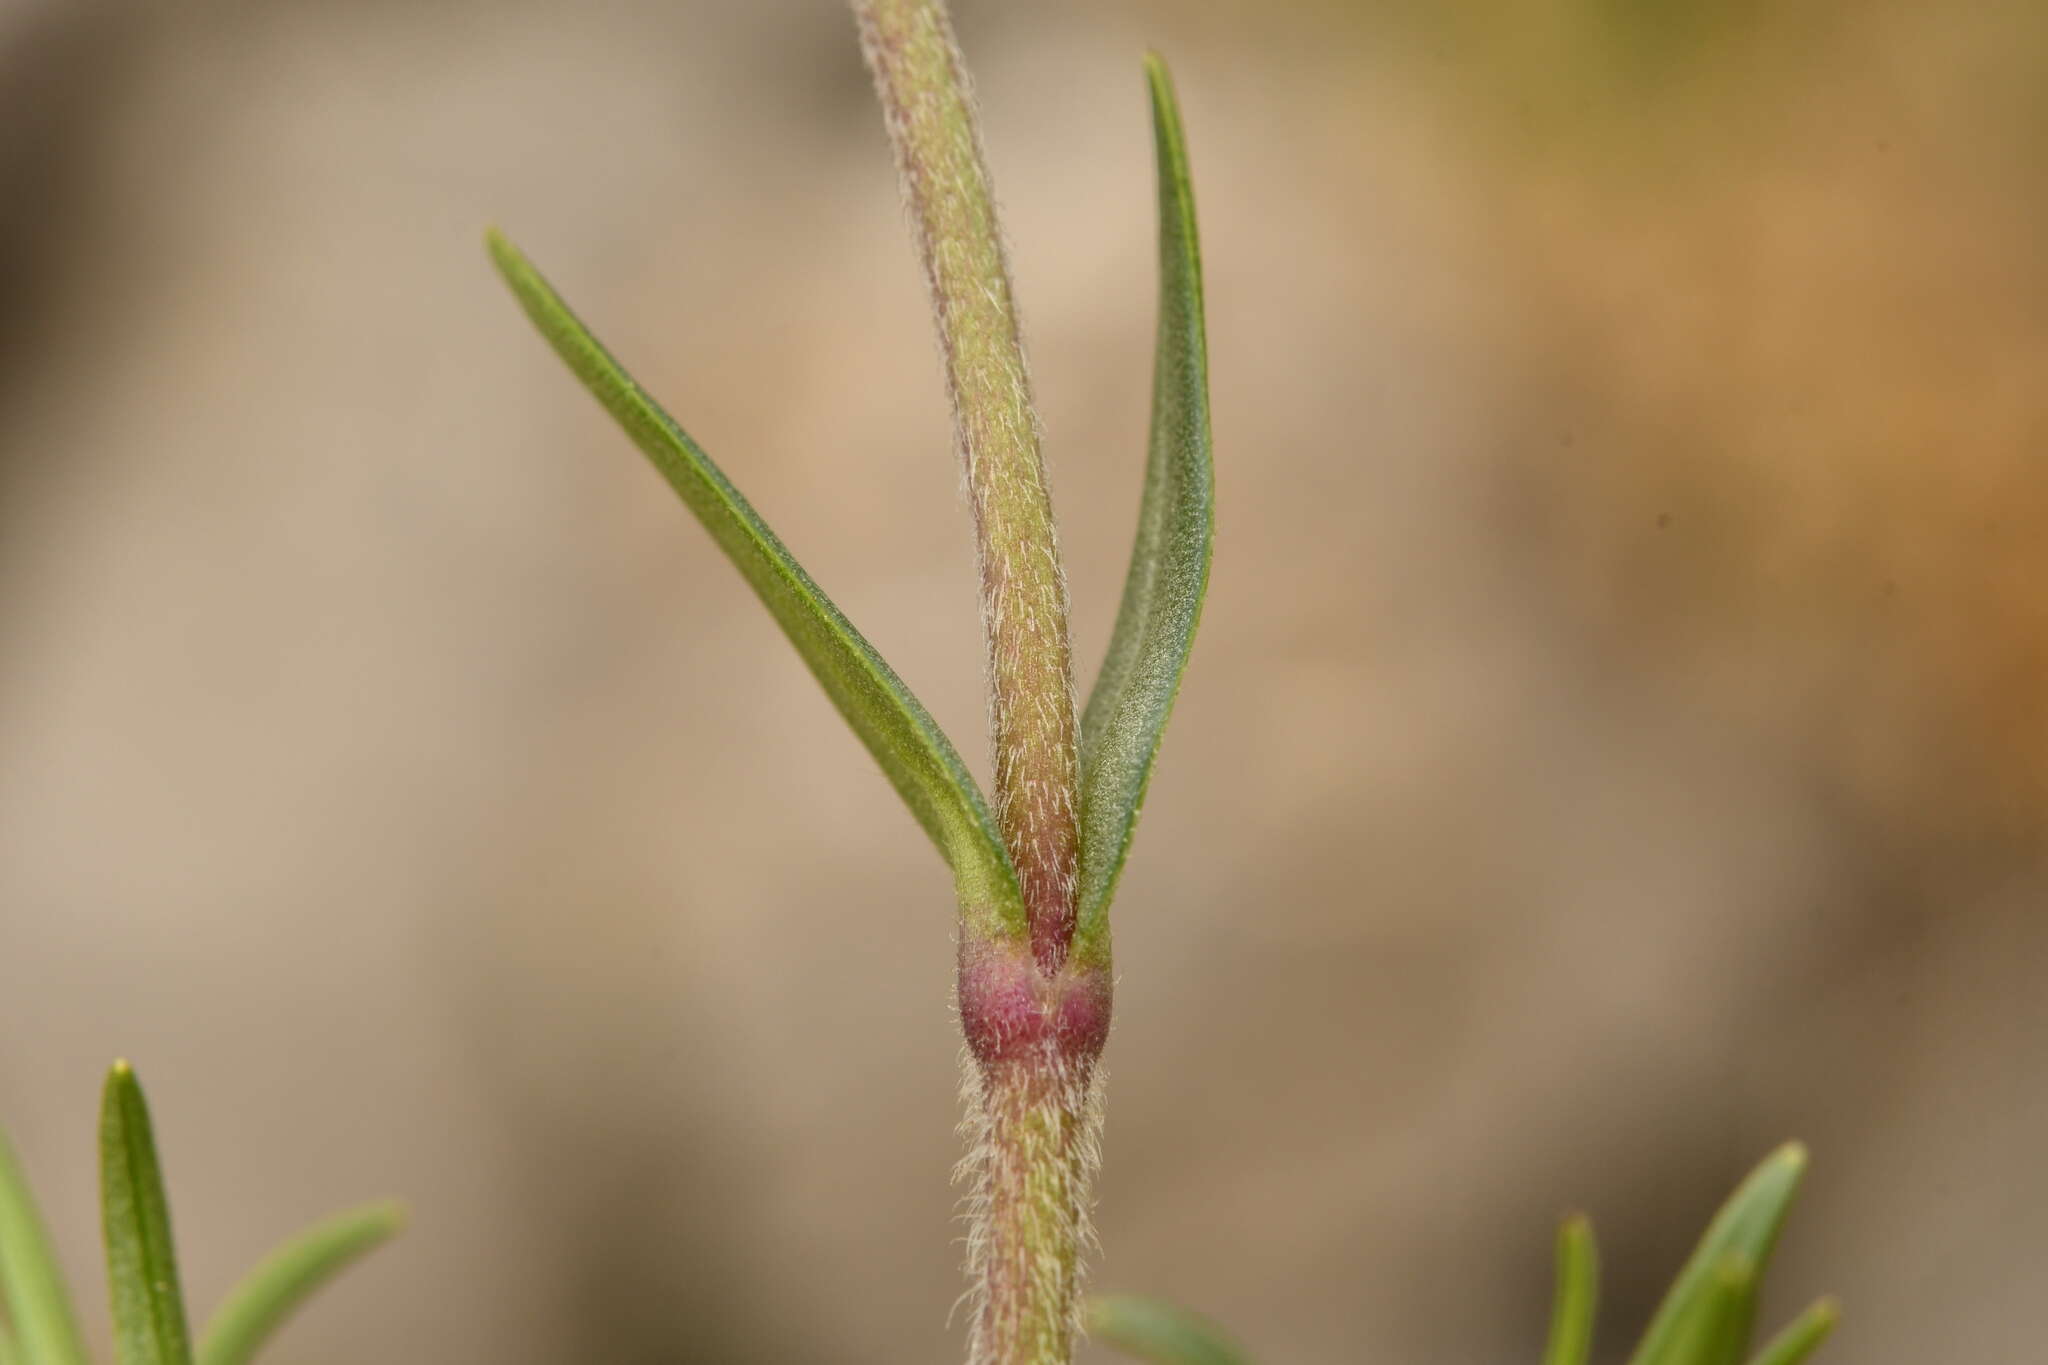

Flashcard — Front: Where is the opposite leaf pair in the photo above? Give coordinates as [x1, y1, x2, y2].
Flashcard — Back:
[0, 1063, 399, 1365]
[1085, 1146, 1836, 1365]
[485, 52, 1211, 964]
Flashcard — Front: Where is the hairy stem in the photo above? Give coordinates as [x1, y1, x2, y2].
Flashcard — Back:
[852, 0, 1081, 972]
[851, 4, 1105, 1360]
[955, 937, 1113, 1365]
[960, 1046, 1104, 1365]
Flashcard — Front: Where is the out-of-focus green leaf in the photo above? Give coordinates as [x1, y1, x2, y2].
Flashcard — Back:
[1073, 53, 1214, 961]
[1087, 1295, 1248, 1365]
[486, 229, 1024, 944]
[0, 1318, 20, 1365]
[1626, 1145, 1807, 1365]
[99, 1063, 194, 1365]
[198, 1202, 405, 1365]
[1542, 1214, 1599, 1365]
[0, 1130, 87, 1365]
[1646, 1256, 1753, 1365]
[1747, 1299, 1838, 1365]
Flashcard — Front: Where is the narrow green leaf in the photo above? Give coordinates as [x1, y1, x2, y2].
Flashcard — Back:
[1646, 1256, 1753, 1365]
[0, 1129, 88, 1365]
[1086, 1295, 1249, 1365]
[485, 229, 1025, 942]
[1747, 1299, 1838, 1365]
[198, 1202, 405, 1365]
[100, 1062, 194, 1365]
[1626, 1145, 1808, 1365]
[1542, 1214, 1599, 1365]
[1074, 53, 1214, 960]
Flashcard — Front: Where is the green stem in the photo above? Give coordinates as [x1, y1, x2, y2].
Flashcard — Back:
[852, 0, 1081, 972]
[852, 5, 1098, 1361]
[961, 1049, 1103, 1365]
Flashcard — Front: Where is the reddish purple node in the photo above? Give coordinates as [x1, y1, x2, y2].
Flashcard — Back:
[957, 939, 1112, 1069]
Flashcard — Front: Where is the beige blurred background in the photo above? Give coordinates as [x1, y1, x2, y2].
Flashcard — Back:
[2, 0, 2044, 1361]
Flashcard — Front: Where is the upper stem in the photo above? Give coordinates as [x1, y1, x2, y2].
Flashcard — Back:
[852, 0, 1081, 972]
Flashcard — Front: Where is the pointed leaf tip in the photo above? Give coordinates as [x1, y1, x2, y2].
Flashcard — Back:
[1627, 1147, 1810, 1365]
[484, 229, 1026, 942]
[1542, 1214, 1599, 1365]
[100, 1064, 194, 1365]
[1747, 1299, 1838, 1365]
[1074, 54, 1214, 958]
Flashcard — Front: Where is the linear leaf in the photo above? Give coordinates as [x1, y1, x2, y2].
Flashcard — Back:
[1074, 53, 1214, 959]
[198, 1202, 404, 1365]
[1087, 1295, 1249, 1365]
[0, 1129, 87, 1365]
[1627, 1145, 1807, 1365]
[1646, 1256, 1753, 1365]
[1747, 1299, 1838, 1365]
[1542, 1215, 1599, 1365]
[486, 229, 1025, 942]
[100, 1063, 194, 1365]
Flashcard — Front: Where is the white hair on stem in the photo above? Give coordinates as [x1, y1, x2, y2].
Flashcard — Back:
[955, 1047, 1107, 1364]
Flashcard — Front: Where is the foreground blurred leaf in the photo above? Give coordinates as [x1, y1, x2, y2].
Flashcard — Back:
[1747, 1298, 1838, 1365]
[1087, 1295, 1248, 1365]
[1074, 53, 1214, 959]
[100, 1063, 193, 1365]
[1627, 1145, 1807, 1365]
[0, 1131, 87, 1365]
[486, 229, 1025, 944]
[1542, 1215, 1598, 1365]
[198, 1202, 405, 1365]
[0, 1317, 20, 1365]
[1647, 1255, 1753, 1365]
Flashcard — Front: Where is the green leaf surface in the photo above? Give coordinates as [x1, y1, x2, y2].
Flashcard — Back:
[0, 1130, 88, 1365]
[0, 1316, 20, 1365]
[100, 1063, 194, 1365]
[1542, 1215, 1599, 1365]
[1627, 1145, 1807, 1365]
[486, 229, 1024, 942]
[1074, 53, 1214, 959]
[1086, 1295, 1249, 1365]
[1747, 1299, 1838, 1365]
[1647, 1256, 1753, 1365]
[198, 1202, 405, 1365]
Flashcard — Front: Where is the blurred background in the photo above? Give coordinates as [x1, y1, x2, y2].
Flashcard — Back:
[2, 0, 2044, 1361]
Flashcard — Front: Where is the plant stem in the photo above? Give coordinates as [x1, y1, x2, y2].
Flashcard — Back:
[851, 5, 1106, 1362]
[961, 1049, 1104, 1365]
[851, 0, 1081, 972]
[954, 938, 1110, 1365]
